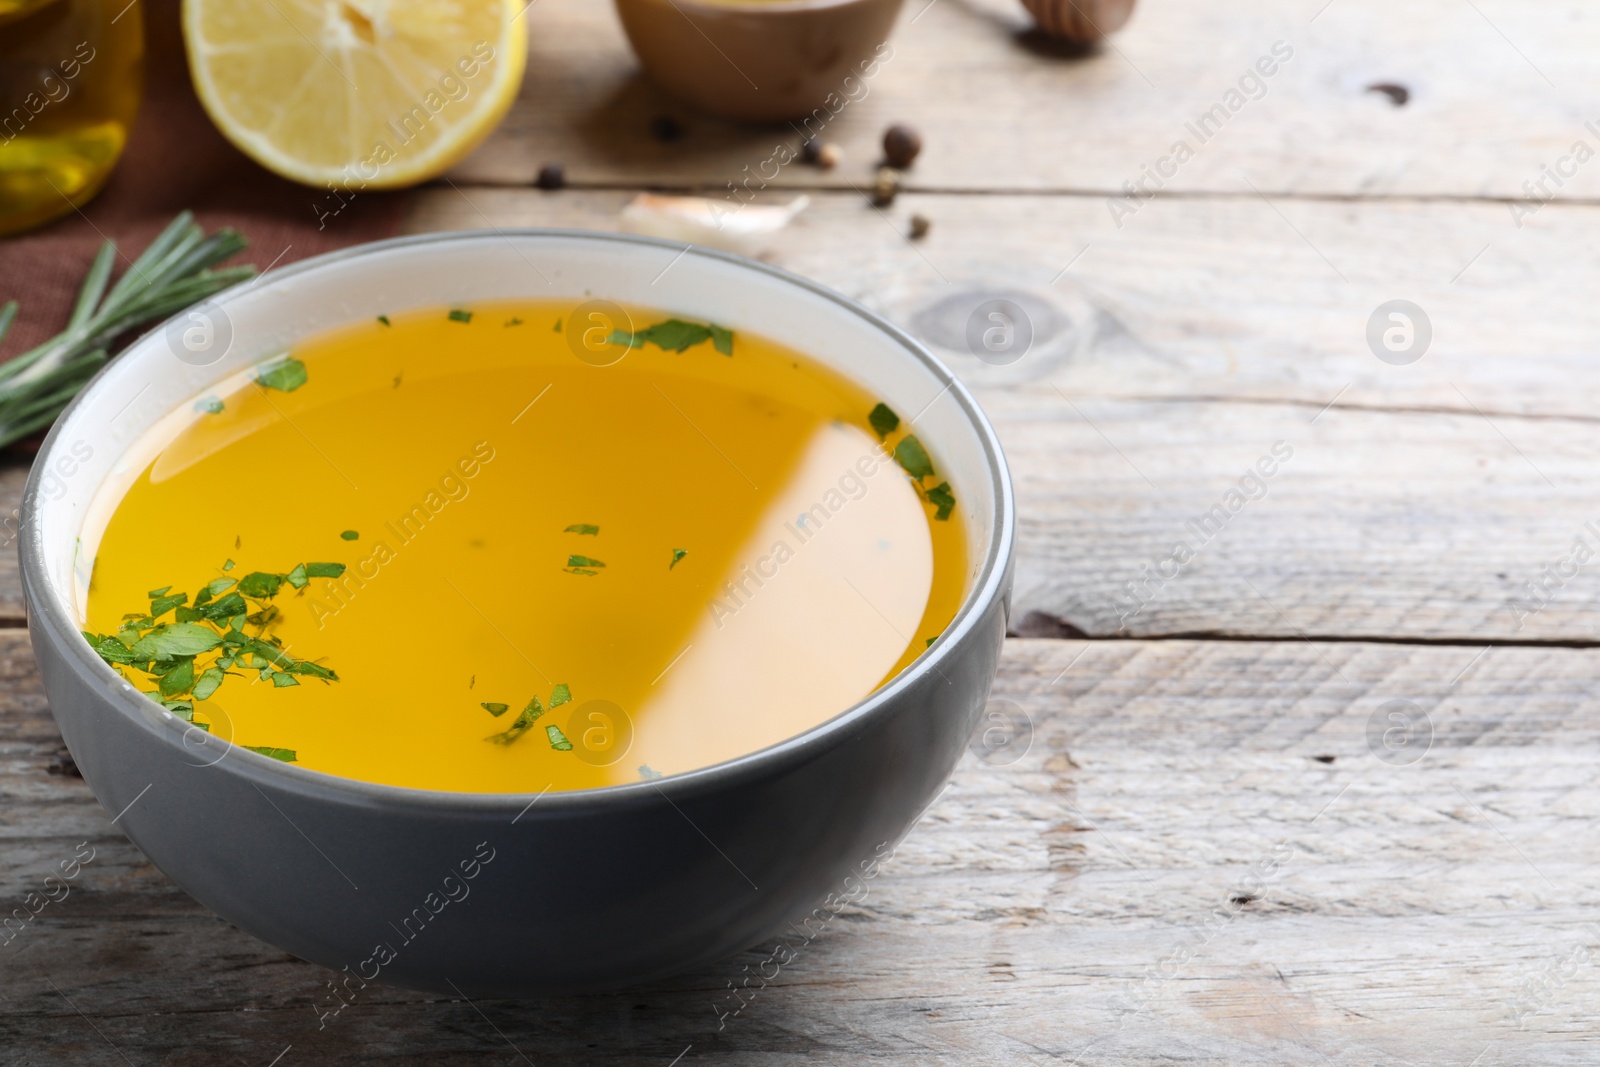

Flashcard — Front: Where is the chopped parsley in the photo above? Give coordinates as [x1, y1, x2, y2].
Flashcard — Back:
[197, 396, 224, 415]
[448, 309, 473, 323]
[868, 402, 900, 439]
[244, 746, 297, 762]
[255, 357, 308, 393]
[340, 530, 359, 541]
[565, 554, 605, 576]
[81, 559, 344, 734]
[564, 524, 600, 536]
[377, 315, 391, 327]
[484, 684, 572, 746]
[872, 404, 957, 521]
[505, 317, 523, 327]
[893, 435, 935, 481]
[670, 548, 688, 569]
[545, 725, 574, 751]
[638, 765, 663, 781]
[607, 318, 734, 356]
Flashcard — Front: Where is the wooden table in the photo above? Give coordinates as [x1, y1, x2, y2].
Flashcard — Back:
[6, 0, 1600, 1061]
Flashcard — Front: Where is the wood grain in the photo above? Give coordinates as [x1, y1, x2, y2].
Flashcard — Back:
[5, 635, 1598, 1064]
[455, 0, 1600, 200]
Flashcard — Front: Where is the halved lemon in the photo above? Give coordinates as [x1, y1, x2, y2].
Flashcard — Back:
[182, 0, 527, 189]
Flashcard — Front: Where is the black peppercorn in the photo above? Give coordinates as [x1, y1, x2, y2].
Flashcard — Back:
[883, 124, 922, 168]
[535, 163, 565, 190]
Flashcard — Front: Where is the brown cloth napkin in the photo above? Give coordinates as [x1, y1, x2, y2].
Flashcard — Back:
[0, 0, 408, 367]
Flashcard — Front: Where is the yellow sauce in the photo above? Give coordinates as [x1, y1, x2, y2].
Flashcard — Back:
[83, 302, 966, 793]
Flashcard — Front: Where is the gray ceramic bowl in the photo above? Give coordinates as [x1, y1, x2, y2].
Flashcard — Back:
[19, 230, 1014, 995]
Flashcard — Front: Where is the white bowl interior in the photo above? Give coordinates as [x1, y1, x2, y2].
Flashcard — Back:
[29, 232, 1000, 634]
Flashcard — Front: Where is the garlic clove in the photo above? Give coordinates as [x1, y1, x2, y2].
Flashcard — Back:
[619, 193, 811, 255]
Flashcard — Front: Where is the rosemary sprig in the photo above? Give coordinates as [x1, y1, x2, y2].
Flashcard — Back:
[0, 212, 255, 448]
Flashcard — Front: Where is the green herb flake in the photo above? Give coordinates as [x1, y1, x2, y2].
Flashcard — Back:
[925, 635, 939, 648]
[255, 357, 308, 393]
[546, 725, 574, 751]
[149, 592, 188, 618]
[505, 317, 523, 327]
[486, 694, 545, 744]
[303, 562, 346, 579]
[244, 746, 297, 763]
[610, 318, 732, 355]
[193, 667, 225, 701]
[638, 765, 663, 781]
[236, 571, 284, 599]
[377, 314, 391, 327]
[222, 559, 235, 571]
[564, 524, 600, 536]
[567, 555, 605, 569]
[288, 661, 337, 680]
[158, 658, 195, 698]
[147, 586, 172, 598]
[484, 686, 570, 745]
[448, 309, 473, 323]
[893, 435, 936, 481]
[924, 481, 956, 521]
[340, 530, 359, 541]
[83, 632, 136, 665]
[271, 671, 300, 687]
[131, 623, 223, 660]
[200, 592, 248, 622]
[481, 702, 510, 717]
[670, 548, 688, 570]
[566, 568, 598, 576]
[868, 402, 900, 439]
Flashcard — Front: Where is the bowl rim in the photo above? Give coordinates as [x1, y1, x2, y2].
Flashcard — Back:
[20, 227, 1016, 814]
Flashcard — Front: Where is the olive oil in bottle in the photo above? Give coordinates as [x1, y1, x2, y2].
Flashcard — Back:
[0, 0, 142, 235]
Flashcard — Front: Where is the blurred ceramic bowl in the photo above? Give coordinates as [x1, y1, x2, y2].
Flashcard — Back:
[614, 0, 904, 122]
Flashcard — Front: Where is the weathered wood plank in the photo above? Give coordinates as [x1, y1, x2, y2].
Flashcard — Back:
[0, 460, 31, 621]
[456, 0, 1600, 200]
[5, 635, 1600, 1063]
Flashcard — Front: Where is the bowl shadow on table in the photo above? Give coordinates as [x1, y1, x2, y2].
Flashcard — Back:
[569, 71, 836, 169]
